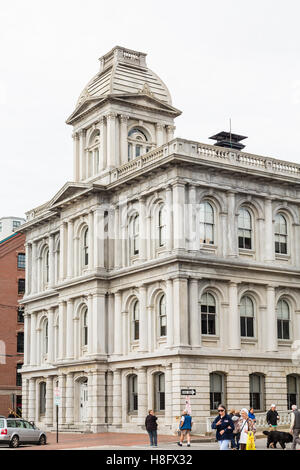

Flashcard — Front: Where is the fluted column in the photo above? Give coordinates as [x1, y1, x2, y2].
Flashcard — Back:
[139, 197, 146, 261]
[120, 115, 129, 165]
[227, 192, 238, 257]
[189, 278, 201, 347]
[46, 376, 54, 426]
[166, 279, 174, 348]
[106, 113, 117, 168]
[30, 312, 37, 365]
[114, 292, 122, 355]
[73, 132, 80, 182]
[264, 198, 274, 262]
[137, 367, 148, 425]
[228, 282, 241, 350]
[266, 286, 278, 352]
[79, 129, 86, 180]
[173, 277, 189, 347]
[66, 299, 74, 359]
[173, 182, 185, 251]
[139, 285, 148, 351]
[48, 308, 55, 363]
[112, 369, 122, 426]
[67, 220, 74, 279]
[65, 373, 74, 424]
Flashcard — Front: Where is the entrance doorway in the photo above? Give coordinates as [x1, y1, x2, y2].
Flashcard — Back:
[79, 379, 88, 422]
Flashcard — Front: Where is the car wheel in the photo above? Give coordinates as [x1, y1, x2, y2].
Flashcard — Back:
[38, 434, 47, 445]
[9, 435, 19, 448]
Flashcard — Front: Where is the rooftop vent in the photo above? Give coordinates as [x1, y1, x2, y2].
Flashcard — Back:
[209, 131, 247, 151]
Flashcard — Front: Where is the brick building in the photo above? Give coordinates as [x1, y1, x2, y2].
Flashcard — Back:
[0, 231, 25, 416]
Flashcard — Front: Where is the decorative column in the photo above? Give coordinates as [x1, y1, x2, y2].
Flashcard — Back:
[87, 294, 93, 355]
[189, 278, 201, 347]
[139, 197, 146, 261]
[45, 376, 53, 426]
[25, 243, 30, 295]
[24, 313, 30, 365]
[59, 222, 67, 281]
[120, 115, 129, 165]
[266, 286, 278, 352]
[88, 211, 94, 271]
[31, 241, 38, 294]
[139, 285, 148, 351]
[94, 208, 105, 269]
[28, 378, 36, 423]
[98, 117, 107, 170]
[166, 279, 174, 348]
[227, 192, 238, 257]
[228, 282, 241, 350]
[30, 312, 37, 365]
[122, 310, 128, 355]
[172, 182, 185, 251]
[48, 235, 55, 288]
[114, 292, 122, 355]
[166, 125, 175, 142]
[165, 186, 173, 253]
[73, 132, 80, 182]
[92, 293, 106, 355]
[114, 205, 121, 268]
[87, 371, 94, 423]
[65, 373, 74, 425]
[66, 299, 74, 359]
[112, 369, 122, 426]
[58, 375, 66, 424]
[106, 113, 117, 168]
[173, 277, 189, 347]
[165, 364, 173, 426]
[47, 308, 55, 363]
[67, 220, 74, 279]
[92, 370, 106, 429]
[58, 301, 65, 360]
[220, 212, 228, 257]
[137, 367, 148, 425]
[79, 129, 86, 180]
[156, 123, 164, 147]
[189, 185, 197, 251]
[264, 198, 275, 262]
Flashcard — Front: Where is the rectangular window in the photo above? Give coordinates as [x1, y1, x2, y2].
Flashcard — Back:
[18, 279, 25, 294]
[17, 253, 25, 269]
[17, 333, 24, 353]
[277, 320, 290, 340]
[241, 317, 254, 337]
[16, 364, 23, 386]
[12, 220, 21, 232]
[17, 307, 24, 323]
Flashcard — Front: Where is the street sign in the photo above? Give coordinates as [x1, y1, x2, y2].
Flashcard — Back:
[54, 387, 61, 406]
[181, 389, 196, 396]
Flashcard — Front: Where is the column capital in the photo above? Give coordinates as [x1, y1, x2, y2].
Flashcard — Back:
[106, 112, 118, 121]
[72, 132, 79, 140]
[78, 128, 86, 137]
[120, 114, 130, 122]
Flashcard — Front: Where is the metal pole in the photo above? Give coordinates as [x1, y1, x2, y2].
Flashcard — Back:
[56, 405, 59, 443]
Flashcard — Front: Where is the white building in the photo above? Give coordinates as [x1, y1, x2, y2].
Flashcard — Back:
[0, 217, 25, 242]
[20, 46, 300, 434]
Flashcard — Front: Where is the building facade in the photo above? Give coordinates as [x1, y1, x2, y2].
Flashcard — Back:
[0, 217, 25, 242]
[20, 46, 300, 434]
[0, 231, 25, 416]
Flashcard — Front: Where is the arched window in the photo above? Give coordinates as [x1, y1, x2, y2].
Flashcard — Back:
[275, 214, 288, 254]
[200, 292, 216, 335]
[210, 373, 225, 411]
[249, 374, 265, 411]
[83, 228, 89, 266]
[130, 215, 139, 256]
[128, 375, 138, 412]
[154, 373, 165, 411]
[199, 201, 214, 245]
[240, 296, 254, 337]
[44, 319, 48, 354]
[287, 375, 300, 409]
[128, 128, 151, 161]
[132, 300, 140, 341]
[158, 295, 167, 337]
[83, 307, 88, 347]
[238, 208, 252, 250]
[87, 130, 100, 177]
[158, 205, 166, 247]
[277, 299, 290, 340]
[39, 382, 46, 416]
[42, 247, 49, 288]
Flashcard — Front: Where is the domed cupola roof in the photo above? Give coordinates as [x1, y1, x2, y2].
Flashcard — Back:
[76, 46, 173, 107]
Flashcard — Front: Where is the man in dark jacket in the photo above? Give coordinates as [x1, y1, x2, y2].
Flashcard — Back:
[145, 410, 158, 447]
[266, 404, 280, 429]
[211, 404, 235, 450]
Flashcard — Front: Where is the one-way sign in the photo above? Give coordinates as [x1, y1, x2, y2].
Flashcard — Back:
[181, 389, 196, 396]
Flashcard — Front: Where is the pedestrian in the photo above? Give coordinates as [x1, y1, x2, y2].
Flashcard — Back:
[229, 409, 239, 449]
[145, 410, 158, 447]
[248, 408, 256, 423]
[235, 408, 256, 450]
[232, 410, 241, 450]
[266, 404, 280, 430]
[177, 410, 193, 447]
[290, 405, 300, 450]
[211, 404, 235, 450]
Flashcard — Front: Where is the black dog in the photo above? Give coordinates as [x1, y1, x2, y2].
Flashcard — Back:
[263, 430, 293, 449]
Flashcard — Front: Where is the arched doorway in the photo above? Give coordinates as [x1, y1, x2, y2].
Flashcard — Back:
[79, 378, 88, 422]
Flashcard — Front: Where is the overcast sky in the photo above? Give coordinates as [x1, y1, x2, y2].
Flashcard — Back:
[1, 0, 300, 217]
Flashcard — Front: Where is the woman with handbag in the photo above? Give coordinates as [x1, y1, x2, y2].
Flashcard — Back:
[235, 408, 256, 450]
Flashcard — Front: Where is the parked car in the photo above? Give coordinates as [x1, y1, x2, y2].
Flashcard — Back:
[0, 418, 47, 448]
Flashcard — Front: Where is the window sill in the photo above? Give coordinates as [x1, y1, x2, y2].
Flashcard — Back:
[241, 337, 257, 344]
[278, 339, 293, 345]
[239, 249, 255, 256]
[275, 254, 290, 261]
[201, 335, 219, 341]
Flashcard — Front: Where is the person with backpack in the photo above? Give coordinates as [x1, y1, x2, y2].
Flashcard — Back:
[177, 410, 193, 447]
[211, 404, 235, 450]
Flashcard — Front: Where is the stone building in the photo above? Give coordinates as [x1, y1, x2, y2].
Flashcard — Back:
[20, 46, 300, 434]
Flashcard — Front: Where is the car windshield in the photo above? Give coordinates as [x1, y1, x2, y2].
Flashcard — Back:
[0, 419, 4, 428]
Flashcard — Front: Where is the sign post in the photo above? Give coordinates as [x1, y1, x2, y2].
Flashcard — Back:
[181, 389, 196, 396]
[181, 389, 196, 415]
[54, 387, 60, 443]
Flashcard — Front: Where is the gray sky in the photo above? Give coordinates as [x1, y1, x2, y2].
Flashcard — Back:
[1, 0, 300, 217]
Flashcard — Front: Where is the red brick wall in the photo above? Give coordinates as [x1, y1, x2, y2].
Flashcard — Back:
[0, 232, 25, 416]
